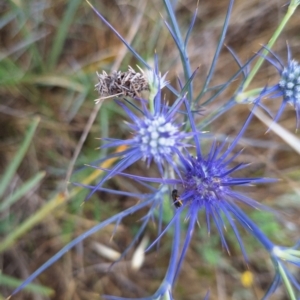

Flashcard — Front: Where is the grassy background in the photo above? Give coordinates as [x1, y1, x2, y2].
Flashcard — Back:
[1, 0, 300, 299]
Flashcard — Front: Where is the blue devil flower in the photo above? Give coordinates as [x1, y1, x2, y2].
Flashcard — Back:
[86, 65, 192, 200]
[263, 46, 300, 129]
[171, 101, 276, 276]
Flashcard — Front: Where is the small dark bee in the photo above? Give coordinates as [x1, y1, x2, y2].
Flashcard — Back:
[171, 189, 183, 208]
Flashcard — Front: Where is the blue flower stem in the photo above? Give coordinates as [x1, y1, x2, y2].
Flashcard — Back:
[195, 0, 234, 104]
[149, 94, 155, 114]
[163, 0, 193, 102]
[277, 262, 296, 300]
[235, 87, 264, 103]
[165, 213, 180, 283]
[242, 1, 299, 92]
[285, 249, 300, 257]
[156, 213, 180, 296]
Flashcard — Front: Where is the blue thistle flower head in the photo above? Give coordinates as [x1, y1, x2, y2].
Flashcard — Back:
[134, 113, 180, 163]
[264, 46, 300, 129]
[86, 79, 191, 200]
[109, 84, 188, 164]
[122, 87, 185, 168]
[170, 121, 279, 291]
[279, 59, 300, 103]
[177, 101, 273, 243]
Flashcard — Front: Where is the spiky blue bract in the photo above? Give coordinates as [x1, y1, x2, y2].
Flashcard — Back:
[263, 46, 300, 129]
[86, 83, 192, 200]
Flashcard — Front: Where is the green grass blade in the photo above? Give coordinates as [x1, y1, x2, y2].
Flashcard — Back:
[0, 192, 66, 253]
[0, 171, 46, 212]
[0, 58, 24, 85]
[47, 0, 81, 69]
[0, 30, 49, 61]
[0, 272, 54, 297]
[0, 117, 40, 199]
[24, 75, 85, 92]
[8, 1, 46, 72]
